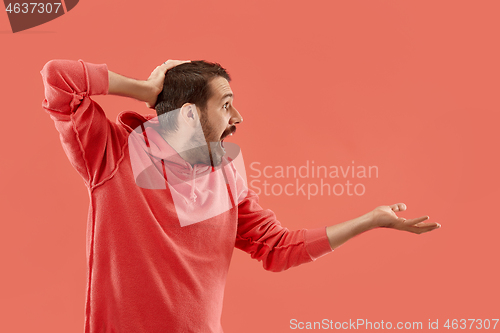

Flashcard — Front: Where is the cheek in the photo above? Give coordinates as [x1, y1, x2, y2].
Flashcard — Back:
[213, 116, 229, 134]
[204, 119, 224, 140]
[203, 110, 229, 140]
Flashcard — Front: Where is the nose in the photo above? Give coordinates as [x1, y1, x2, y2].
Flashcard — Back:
[230, 107, 243, 125]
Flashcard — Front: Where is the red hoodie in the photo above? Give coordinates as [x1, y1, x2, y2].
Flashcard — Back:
[40, 59, 334, 333]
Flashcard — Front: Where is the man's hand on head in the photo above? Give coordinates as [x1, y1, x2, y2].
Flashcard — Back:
[370, 203, 441, 234]
[108, 60, 190, 105]
[145, 60, 190, 109]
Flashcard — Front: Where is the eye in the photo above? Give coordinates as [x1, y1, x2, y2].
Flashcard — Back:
[223, 102, 229, 110]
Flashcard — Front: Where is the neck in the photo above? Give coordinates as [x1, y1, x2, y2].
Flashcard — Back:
[161, 130, 210, 167]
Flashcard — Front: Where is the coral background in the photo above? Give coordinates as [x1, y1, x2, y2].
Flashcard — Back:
[1, 1, 499, 332]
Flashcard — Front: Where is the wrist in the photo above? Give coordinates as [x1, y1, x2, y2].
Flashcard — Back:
[108, 71, 154, 103]
[135, 80, 155, 103]
[325, 212, 377, 250]
[360, 211, 379, 231]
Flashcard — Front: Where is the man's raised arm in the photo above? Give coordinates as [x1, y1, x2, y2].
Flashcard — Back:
[40, 59, 188, 186]
[108, 60, 189, 108]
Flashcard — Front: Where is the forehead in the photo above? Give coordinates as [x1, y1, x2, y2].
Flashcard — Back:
[208, 76, 233, 102]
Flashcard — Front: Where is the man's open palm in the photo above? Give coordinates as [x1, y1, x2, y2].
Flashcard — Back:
[373, 203, 441, 234]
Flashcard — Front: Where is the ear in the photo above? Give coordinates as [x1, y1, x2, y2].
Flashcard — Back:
[180, 103, 198, 127]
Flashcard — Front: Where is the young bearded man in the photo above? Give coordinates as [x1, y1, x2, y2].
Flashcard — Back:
[40, 59, 440, 333]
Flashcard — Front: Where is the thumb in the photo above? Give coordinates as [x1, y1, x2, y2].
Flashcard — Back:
[161, 60, 191, 72]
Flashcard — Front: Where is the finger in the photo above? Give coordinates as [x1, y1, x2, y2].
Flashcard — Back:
[404, 215, 430, 225]
[161, 60, 188, 67]
[162, 59, 190, 65]
[148, 60, 189, 80]
[414, 221, 441, 228]
[161, 60, 191, 71]
[390, 203, 407, 212]
[408, 223, 441, 234]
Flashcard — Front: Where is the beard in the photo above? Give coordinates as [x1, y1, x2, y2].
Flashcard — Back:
[182, 114, 228, 168]
[182, 137, 225, 167]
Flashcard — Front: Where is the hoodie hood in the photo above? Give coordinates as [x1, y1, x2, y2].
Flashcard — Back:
[118, 110, 238, 210]
[118, 111, 212, 202]
[118, 111, 199, 167]
[117, 110, 246, 227]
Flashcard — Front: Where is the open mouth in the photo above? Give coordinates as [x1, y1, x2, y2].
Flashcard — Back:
[218, 137, 226, 151]
[220, 129, 235, 148]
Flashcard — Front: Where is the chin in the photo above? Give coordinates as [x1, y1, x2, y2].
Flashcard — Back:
[208, 141, 226, 167]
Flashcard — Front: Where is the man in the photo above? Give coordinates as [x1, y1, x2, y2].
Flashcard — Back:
[40, 59, 440, 333]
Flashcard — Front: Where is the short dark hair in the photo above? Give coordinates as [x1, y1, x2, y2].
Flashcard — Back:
[155, 61, 231, 133]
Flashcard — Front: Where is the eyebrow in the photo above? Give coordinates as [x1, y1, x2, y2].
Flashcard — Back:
[220, 93, 234, 101]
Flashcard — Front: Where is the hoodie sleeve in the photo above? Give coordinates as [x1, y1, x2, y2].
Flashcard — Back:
[40, 59, 128, 187]
[235, 187, 334, 272]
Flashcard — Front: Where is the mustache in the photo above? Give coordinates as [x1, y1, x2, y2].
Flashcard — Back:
[220, 126, 237, 140]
